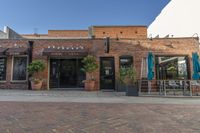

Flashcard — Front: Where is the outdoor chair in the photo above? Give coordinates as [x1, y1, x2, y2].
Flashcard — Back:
[179, 80, 189, 95]
[168, 80, 180, 95]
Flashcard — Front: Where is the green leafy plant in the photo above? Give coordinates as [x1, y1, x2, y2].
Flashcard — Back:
[81, 55, 98, 80]
[118, 66, 137, 85]
[118, 67, 127, 84]
[27, 60, 45, 83]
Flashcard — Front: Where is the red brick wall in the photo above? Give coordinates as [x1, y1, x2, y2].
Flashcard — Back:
[0, 40, 28, 89]
[90, 26, 147, 39]
[48, 30, 88, 37]
[91, 38, 198, 89]
[0, 37, 198, 90]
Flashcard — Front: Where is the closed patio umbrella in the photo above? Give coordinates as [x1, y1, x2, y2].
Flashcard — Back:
[147, 52, 154, 80]
[192, 52, 200, 80]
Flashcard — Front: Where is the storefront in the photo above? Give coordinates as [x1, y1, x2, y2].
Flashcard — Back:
[155, 55, 190, 80]
[0, 26, 199, 91]
[49, 58, 85, 88]
[42, 46, 88, 89]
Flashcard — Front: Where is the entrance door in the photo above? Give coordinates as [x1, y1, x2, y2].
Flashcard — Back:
[60, 59, 76, 88]
[49, 58, 85, 88]
[49, 59, 60, 88]
[100, 57, 115, 90]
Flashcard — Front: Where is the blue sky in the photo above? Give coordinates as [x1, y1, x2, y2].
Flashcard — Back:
[0, 0, 169, 34]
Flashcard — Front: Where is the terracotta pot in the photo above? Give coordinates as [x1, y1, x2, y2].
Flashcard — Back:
[84, 80, 96, 91]
[31, 80, 43, 90]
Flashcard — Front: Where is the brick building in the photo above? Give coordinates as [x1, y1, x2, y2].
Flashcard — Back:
[0, 26, 199, 91]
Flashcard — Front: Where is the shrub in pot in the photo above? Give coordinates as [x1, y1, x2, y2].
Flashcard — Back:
[27, 60, 45, 90]
[119, 66, 138, 96]
[81, 55, 98, 91]
[117, 67, 127, 92]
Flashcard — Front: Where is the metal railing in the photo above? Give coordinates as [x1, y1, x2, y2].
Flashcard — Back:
[139, 79, 200, 96]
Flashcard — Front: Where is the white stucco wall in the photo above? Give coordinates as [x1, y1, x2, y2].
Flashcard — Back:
[0, 26, 22, 39]
[148, 0, 200, 38]
[0, 30, 7, 39]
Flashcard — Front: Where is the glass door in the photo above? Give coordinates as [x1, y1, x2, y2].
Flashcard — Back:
[49, 58, 85, 88]
[100, 57, 115, 90]
[49, 59, 60, 88]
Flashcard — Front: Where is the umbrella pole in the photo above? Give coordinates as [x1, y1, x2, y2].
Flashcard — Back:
[148, 80, 151, 95]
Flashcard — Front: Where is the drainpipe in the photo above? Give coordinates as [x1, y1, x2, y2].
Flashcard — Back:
[28, 41, 34, 90]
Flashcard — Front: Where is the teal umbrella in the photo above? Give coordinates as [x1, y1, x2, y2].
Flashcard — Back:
[192, 52, 200, 80]
[147, 52, 154, 80]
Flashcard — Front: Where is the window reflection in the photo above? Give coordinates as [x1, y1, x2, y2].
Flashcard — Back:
[13, 57, 27, 81]
[0, 57, 6, 81]
[119, 56, 133, 68]
[155, 56, 189, 80]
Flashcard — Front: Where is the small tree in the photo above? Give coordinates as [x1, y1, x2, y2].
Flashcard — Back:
[119, 66, 137, 86]
[81, 55, 98, 80]
[27, 60, 45, 83]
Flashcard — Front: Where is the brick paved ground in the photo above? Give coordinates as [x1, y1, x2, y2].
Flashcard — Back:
[0, 102, 199, 133]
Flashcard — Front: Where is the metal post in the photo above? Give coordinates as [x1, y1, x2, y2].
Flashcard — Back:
[159, 80, 161, 95]
[164, 80, 166, 96]
[138, 80, 141, 96]
[148, 80, 151, 95]
[190, 80, 192, 96]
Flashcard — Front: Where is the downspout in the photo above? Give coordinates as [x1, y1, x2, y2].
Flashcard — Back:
[28, 41, 34, 90]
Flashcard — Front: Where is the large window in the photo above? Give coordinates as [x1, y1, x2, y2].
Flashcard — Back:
[0, 57, 6, 81]
[155, 56, 189, 80]
[119, 55, 133, 68]
[12, 56, 27, 81]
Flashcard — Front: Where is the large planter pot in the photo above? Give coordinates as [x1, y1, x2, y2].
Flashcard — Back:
[117, 82, 126, 92]
[31, 80, 43, 90]
[126, 85, 138, 96]
[84, 80, 96, 91]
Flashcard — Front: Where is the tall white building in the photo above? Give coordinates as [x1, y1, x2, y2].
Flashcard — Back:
[148, 0, 200, 38]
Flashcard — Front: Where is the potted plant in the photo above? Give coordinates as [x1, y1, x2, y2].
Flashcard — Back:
[117, 67, 127, 92]
[119, 66, 138, 96]
[81, 55, 98, 91]
[27, 60, 45, 90]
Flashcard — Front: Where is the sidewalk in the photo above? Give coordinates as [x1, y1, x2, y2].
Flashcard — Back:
[0, 90, 200, 104]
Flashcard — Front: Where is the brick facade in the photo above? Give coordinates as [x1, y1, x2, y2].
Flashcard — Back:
[89, 26, 147, 39]
[0, 26, 199, 90]
[0, 37, 199, 90]
[48, 30, 88, 38]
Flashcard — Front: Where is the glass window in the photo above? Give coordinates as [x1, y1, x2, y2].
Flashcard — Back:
[119, 56, 133, 68]
[12, 57, 27, 81]
[155, 56, 189, 80]
[0, 57, 6, 81]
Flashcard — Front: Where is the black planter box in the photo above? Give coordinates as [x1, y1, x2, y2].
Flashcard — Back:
[117, 82, 126, 92]
[126, 85, 138, 96]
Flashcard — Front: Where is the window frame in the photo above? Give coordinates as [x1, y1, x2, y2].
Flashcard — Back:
[119, 55, 133, 68]
[11, 55, 28, 82]
[0, 56, 7, 82]
[155, 55, 190, 80]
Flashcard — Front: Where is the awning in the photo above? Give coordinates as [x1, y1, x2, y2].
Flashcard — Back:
[43, 47, 88, 56]
[6, 48, 28, 55]
[0, 48, 8, 55]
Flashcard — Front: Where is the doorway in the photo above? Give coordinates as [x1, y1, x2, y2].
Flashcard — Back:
[49, 58, 85, 88]
[100, 57, 115, 90]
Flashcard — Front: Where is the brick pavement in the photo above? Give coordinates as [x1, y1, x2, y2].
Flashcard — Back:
[0, 102, 199, 133]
